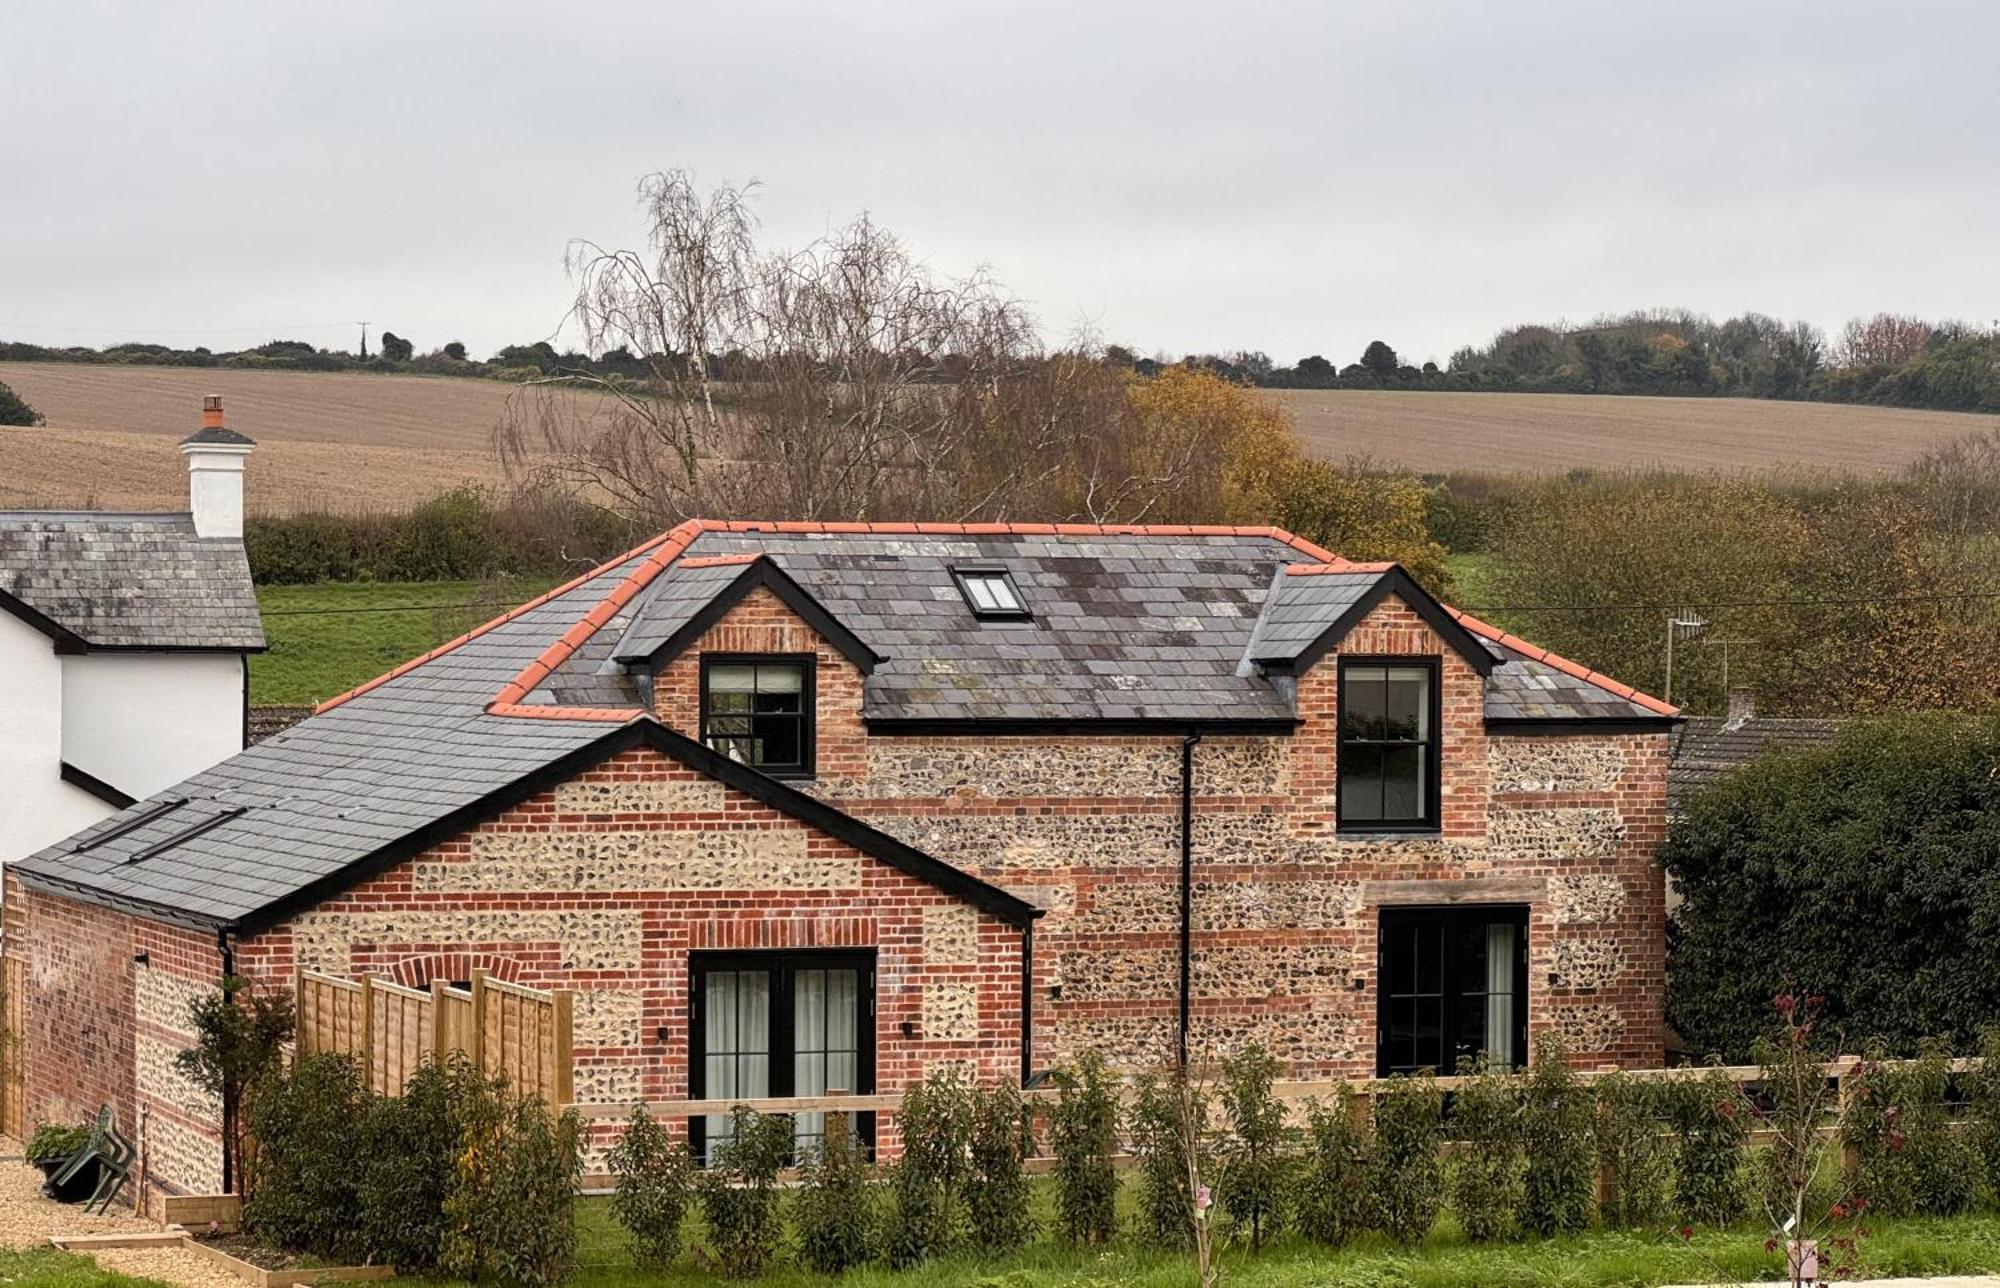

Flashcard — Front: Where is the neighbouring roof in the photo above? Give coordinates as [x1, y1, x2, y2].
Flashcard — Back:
[1668, 715, 1845, 813]
[13, 520, 1673, 931]
[0, 512, 264, 650]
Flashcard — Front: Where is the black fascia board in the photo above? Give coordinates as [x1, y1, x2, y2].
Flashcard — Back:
[618, 557, 882, 674]
[1261, 568, 1496, 677]
[866, 716, 1299, 737]
[1485, 716, 1682, 735]
[0, 586, 90, 652]
[9, 867, 230, 933]
[59, 761, 138, 809]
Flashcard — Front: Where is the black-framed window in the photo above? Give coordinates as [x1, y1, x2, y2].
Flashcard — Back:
[1377, 905, 1527, 1076]
[1337, 658, 1440, 831]
[700, 655, 814, 777]
[950, 567, 1030, 619]
[690, 950, 876, 1161]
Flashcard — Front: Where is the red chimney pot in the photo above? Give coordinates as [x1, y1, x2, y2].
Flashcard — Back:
[202, 395, 224, 429]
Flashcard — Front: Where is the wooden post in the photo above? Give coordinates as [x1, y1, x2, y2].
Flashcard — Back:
[430, 979, 449, 1067]
[553, 991, 574, 1110]
[470, 968, 489, 1078]
[357, 976, 375, 1094]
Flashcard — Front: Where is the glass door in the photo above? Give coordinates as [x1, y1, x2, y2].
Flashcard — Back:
[690, 951, 875, 1161]
[1377, 906, 1527, 1076]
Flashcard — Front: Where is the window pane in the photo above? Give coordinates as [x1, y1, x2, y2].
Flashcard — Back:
[1384, 668, 1428, 741]
[707, 715, 752, 735]
[1342, 667, 1385, 738]
[1381, 744, 1424, 819]
[709, 665, 756, 693]
[1339, 742, 1383, 821]
[753, 689, 801, 714]
[755, 664, 804, 694]
[965, 576, 1000, 611]
[752, 716, 802, 767]
[1383, 919, 1416, 994]
[709, 690, 752, 715]
[1484, 922, 1518, 1067]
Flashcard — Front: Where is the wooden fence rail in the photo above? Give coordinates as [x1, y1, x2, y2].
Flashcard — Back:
[296, 968, 573, 1108]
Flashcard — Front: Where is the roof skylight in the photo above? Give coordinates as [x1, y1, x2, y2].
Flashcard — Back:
[952, 567, 1030, 619]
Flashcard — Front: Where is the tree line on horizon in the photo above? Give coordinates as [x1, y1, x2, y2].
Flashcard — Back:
[5, 307, 1997, 416]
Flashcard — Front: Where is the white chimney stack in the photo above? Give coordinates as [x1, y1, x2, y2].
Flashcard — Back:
[178, 395, 254, 540]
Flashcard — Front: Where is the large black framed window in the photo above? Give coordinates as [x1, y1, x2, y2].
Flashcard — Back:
[1377, 905, 1528, 1076]
[1337, 658, 1440, 831]
[689, 950, 875, 1161]
[699, 654, 814, 778]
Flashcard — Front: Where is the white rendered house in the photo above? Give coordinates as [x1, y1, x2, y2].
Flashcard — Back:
[0, 397, 265, 865]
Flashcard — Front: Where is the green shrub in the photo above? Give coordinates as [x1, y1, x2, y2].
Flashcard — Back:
[26, 1121, 89, 1164]
[696, 1107, 793, 1279]
[794, 1112, 875, 1274]
[607, 1106, 694, 1272]
[1963, 1029, 2000, 1203]
[882, 1070, 973, 1267]
[355, 1059, 459, 1271]
[244, 1053, 365, 1260]
[1218, 1041, 1291, 1249]
[1298, 1088, 1372, 1246]
[1842, 1043, 1976, 1217]
[1129, 1071, 1203, 1247]
[0, 380, 42, 427]
[965, 1081, 1033, 1254]
[1448, 1057, 1521, 1242]
[1369, 1074, 1444, 1246]
[1665, 1066, 1750, 1227]
[1517, 1036, 1594, 1236]
[1593, 1071, 1668, 1228]
[440, 1062, 510, 1280]
[481, 1098, 582, 1288]
[175, 975, 294, 1202]
[1049, 1050, 1120, 1245]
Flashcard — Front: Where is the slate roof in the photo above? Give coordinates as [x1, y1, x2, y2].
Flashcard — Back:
[12, 520, 1673, 930]
[0, 512, 264, 650]
[1668, 715, 1844, 813]
[1247, 568, 1379, 662]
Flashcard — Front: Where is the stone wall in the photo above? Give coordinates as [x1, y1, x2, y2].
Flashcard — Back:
[655, 590, 1670, 1076]
[234, 746, 1028, 1157]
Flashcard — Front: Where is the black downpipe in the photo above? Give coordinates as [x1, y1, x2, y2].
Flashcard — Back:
[1179, 733, 1201, 1070]
[216, 930, 235, 1194]
[1018, 924, 1034, 1086]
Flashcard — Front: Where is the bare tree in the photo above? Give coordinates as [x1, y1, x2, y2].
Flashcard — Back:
[1835, 313, 1933, 370]
[501, 173, 1250, 527]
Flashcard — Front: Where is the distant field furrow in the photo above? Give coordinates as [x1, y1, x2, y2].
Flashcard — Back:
[5, 363, 1995, 515]
[1268, 389, 1997, 475]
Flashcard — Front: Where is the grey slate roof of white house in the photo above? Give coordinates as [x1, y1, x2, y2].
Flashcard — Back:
[12, 523, 1676, 932]
[0, 512, 264, 650]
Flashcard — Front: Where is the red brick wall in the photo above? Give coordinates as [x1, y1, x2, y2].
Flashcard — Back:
[654, 590, 1669, 1075]
[231, 747, 1027, 1156]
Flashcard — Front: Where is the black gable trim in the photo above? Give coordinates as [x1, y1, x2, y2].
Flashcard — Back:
[228, 716, 1035, 936]
[11, 868, 228, 932]
[868, 716, 1299, 737]
[60, 761, 138, 808]
[0, 587, 89, 652]
[1486, 716, 1681, 735]
[619, 557, 882, 674]
[1264, 569, 1496, 677]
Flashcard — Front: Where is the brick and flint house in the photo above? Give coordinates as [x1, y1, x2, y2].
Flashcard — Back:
[6, 520, 1675, 1202]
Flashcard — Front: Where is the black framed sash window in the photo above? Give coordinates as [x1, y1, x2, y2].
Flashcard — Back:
[1338, 658, 1441, 831]
[1377, 905, 1527, 1076]
[700, 655, 814, 777]
[690, 950, 874, 1160]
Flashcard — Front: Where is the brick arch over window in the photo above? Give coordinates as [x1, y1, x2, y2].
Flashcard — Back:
[387, 952, 524, 990]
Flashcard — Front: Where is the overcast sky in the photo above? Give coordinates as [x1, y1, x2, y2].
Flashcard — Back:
[6, 1, 1996, 368]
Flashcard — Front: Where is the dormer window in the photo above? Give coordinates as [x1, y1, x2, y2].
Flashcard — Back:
[1337, 658, 1440, 831]
[701, 655, 814, 777]
[952, 568, 1029, 619]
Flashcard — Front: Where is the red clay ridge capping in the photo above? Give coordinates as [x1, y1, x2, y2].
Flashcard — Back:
[678, 553, 761, 569]
[312, 524, 695, 715]
[1447, 607, 1678, 716]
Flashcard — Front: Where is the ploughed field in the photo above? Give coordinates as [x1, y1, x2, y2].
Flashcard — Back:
[1267, 388, 1997, 475]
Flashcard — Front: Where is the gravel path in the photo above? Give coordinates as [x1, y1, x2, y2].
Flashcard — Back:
[0, 1138, 237, 1287]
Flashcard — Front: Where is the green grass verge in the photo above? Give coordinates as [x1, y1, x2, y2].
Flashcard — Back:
[387, 1197, 2000, 1287]
[251, 578, 557, 707]
[0, 1247, 175, 1287]
[1444, 552, 1494, 608]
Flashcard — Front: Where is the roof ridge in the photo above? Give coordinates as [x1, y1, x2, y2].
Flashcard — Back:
[1447, 606, 1678, 717]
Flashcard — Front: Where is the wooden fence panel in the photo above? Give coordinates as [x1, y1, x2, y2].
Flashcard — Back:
[0, 957, 24, 1140]
[295, 970, 570, 1107]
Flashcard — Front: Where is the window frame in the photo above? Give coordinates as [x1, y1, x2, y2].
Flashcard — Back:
[698, 652, 818, 779]
[1375, 904, 1529, 1077]
[688, 948, 878, 1161]
[1335, 655, 1443, 834]
[949, 566, 1032, 620]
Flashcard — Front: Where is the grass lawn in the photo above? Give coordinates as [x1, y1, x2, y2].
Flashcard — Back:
[251, 578, 557, 706]
[1444, 551, 1494, 609]
[380, 1195, 2000, 1287]
[0, 1247, 174, 1287]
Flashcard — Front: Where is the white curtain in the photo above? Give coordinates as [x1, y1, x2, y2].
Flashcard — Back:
[793, 969, 860, 1150]
[1484, 923, 1516, 1067]
[704, 971, 770, 1149]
